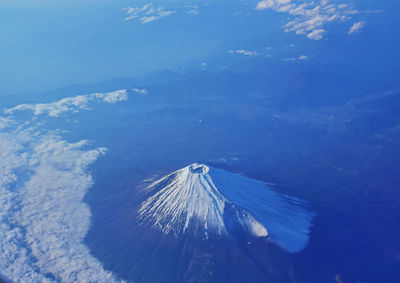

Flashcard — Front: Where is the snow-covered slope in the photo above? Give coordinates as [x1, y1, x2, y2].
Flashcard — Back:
[138, 163, 314, 253]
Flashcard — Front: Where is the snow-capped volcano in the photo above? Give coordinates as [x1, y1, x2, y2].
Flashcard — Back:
[138, 163, 314, 253]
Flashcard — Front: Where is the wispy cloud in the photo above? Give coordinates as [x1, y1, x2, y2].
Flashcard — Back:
[255, 0, 364, 40]
[283, 54, 309, 61]
[123, 4, 175, 24]
[4, 89, 147, 117]
[298, 54, 308, 60]
[0, 117, 12, 129]
[186, 5, 200, 16]
[228, 49, 259, 56]
[348, 21, 366, 34]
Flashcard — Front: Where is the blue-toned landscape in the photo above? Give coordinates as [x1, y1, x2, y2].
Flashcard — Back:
[0, 1, 399, 282]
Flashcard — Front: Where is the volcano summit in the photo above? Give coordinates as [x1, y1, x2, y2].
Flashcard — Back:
[138, 164, 314, 253]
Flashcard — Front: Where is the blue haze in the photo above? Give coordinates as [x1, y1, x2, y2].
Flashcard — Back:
[0, 0, 400, 282]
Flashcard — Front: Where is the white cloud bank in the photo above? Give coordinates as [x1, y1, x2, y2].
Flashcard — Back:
[255, 0, 363, 40]
[0, 131, 120, 282]
[123, 4, 175, 23]
[4, 89, 147, 117]
[0, 88, 142, 282]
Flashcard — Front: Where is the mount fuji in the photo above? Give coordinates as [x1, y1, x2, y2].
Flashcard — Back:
[138, 164, 314, 253]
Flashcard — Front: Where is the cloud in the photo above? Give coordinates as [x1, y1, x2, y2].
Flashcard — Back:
[123, 4, 175, 24]
[187, 9, 199, 16]
[186, 5, 199, 16]
[94, 89, 128, 103]
[283, 54, 309, 61]
[255, 0, 362, 40]
[348, 21, 366, 34]
[307, 29, 325, 40]
[4, 89, 147, 117]
[131, 88, 148, 95]
[228, 49, 259, 56]
[0, 89, 138, 281]
[0, 131, 120, 282]
[0, 117, 12, 130]
[18, 136, 114, 282]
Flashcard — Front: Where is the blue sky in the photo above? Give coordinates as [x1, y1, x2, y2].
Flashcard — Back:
[0, 0, 398, 95]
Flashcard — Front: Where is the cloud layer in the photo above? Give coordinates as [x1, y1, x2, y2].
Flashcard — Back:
[0, 130, 119, 282]
[0, 88, 145, 281]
